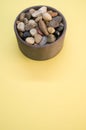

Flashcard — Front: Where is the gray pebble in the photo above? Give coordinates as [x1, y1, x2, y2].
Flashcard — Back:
[39, 36, 48, 46]
[47, 34, 56, 43]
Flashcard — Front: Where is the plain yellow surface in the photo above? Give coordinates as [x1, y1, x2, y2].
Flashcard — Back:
[0, 0, 86, 130]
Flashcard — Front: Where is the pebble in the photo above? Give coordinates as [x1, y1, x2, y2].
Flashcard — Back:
[34, 34, 42, 44]
[19, 32, 24, 38]
[48, 10, 58, 17]
[54, 31, 60, 37]
[29, 19, 37, 27]
[36, 27, 43, 35]
[53, 16, 62, 23]
[23, 18, 29, 24]
[25, 12, 31, 20]
[29, 8, 36, 15]
[30, 28, 37, 36]
[17, 22, 25, 32]
[25, 37, 35, 44]
[23, 31, 31, 39]
[47, 34, 56, 43]
[32, 6, 47, 17]
[35, 16, 42, 22]
[57, 25, 64, 32]
[19, 13, 25, 22]
[25, 23, 31, 31]
[32, 10, 42, 17]
[39, 36, 48, 46]
[48, 19, 59, 28]
[42, 12, 52, 21]
[48, 27, 55, 34]
[38, 6, 47, 14]
[39, 19, 49, 36]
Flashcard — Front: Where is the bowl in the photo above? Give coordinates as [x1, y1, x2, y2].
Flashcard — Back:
[14, 5, 67, 60]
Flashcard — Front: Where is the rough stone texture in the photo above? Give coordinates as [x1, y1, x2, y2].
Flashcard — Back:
[35, 16, 42, 22]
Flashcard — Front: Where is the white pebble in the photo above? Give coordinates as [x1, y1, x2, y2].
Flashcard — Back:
[39, 6, 47, 14]
[30, 28, 37, 36]
[25, 37, 35, 44]
[48, 27, 55, 34]
[17, 22, 25, 32]
[42, 12, 52, 21]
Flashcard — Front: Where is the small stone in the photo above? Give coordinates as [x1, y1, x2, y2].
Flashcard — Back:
[25, 23, 31, 31]
[60, 23, 64, 27]
[48, 27, 55, 34]
[30, 28, 37, 36]
[25, 12, 31, 20]
[29, 19, 37, 27]
[47, 34, 56, 43]
[36, 27, 43, 35]
[35, 16, 42, 22]
[53, 16, 62, 23]
[23, 31, 31, 38]
[48, 20, 59, 28]
[19, 13, 25, 22]
[54, 31, 60, 38]
[34, 34, 42, 44]
[42, 12, 52, 21]
[19, 32, 24, 38]
[23, 18, 29, 24]
[17, 22, 25, 32]
[25, 37, 35, 44]
[39, 19, 49, 36]
[48, 10, 58, 17]
[57, 25, 64, 32]
[32, 10, 42, 17]
[39, 36, 48, 46]
[39, 6, 47, 13]
[29, 8, 36, 15]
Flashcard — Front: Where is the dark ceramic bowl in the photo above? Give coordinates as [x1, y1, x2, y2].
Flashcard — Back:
[14, 5, 67, 60]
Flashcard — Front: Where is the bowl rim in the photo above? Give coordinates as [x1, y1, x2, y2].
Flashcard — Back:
[14, 5, 67, 48]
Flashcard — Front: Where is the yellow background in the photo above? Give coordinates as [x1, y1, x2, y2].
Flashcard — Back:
[0, 0, 86, 130]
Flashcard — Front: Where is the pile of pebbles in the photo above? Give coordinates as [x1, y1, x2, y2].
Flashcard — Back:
[16, 6, 64, 46]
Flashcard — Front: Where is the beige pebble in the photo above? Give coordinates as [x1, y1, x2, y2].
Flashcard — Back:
[39, 19, 49, 36]
[25, 37, 35, 44]
[34, 34, 42, 44]
[29, 8, 36, 15]
[19, 13, 25, 22]
[48, 27, 55, 34]
[48, 10, 58, 17]
[17, 22, 25, 32]
[42, 12, 52, 21]
[29, 19, 37, 27]
[30, 28, 37, 36]
[23, 18, 29, 24]
[32, 10, 42, 17]
[35, 16, 42, 22]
